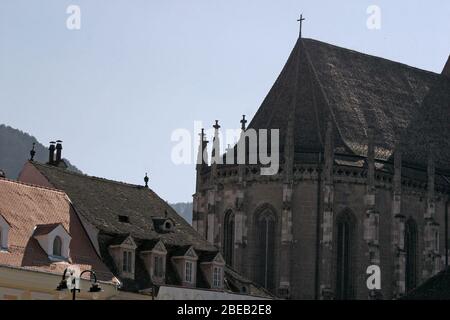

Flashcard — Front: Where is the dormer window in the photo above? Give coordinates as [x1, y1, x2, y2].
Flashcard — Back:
[33, 223, 71, 261]
[154, 255, 164, 277]
[118, 215, 130, 223]
[152, 217, 175, 233]
[0, 214, 10, 251]
[108, 235, 137, 279]
[140, 240, 167, 284]
[171, 246, 198, 287]
[53, 236, 62, 256]
[185, 261, 194, 283]
[122, 250, 132, 273]
[213, 266, 222, 287]
[199, 251, 225, 289]
[164, 221, 173, 231]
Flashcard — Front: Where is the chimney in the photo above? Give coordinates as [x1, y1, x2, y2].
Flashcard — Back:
[442, 55, 450, 77]
[48, 141, 56, 165]
[55, 140, 63, 164]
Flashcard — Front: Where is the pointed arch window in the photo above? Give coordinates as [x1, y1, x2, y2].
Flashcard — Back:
[223, 210, 235, 266]
[405, 218, 417, 292]
[256, 208, 276, 292]
[336, 211, 355, 300]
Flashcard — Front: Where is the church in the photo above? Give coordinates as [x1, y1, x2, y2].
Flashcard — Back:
[192, 36, 450, 299]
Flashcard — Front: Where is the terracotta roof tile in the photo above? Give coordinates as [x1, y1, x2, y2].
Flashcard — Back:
[0, 178, 117, 283]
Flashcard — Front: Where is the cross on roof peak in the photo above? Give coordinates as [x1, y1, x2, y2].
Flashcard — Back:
[297, 14, 305, 38]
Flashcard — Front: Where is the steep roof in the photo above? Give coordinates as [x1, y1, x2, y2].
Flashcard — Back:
[31, 162, 215, 251]
[0, 178, 116, 282]
[248, 38, 450, 171]
[22, 162, 272, 297]
[401, 267, 450, 300]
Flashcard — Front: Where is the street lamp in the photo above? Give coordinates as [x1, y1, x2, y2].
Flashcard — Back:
[56, 268, 102, 300]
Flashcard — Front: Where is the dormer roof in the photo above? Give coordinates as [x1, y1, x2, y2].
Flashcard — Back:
[140, 239, 167, 254]
[33, 223, 68, 236]
[171, 245, 198, 259]
[109, 234, 137, 249]
[199, 251, 225, 264]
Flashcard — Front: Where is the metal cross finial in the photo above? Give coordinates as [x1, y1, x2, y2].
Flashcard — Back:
[213, 120, 220, 130]
[29, 142, 36, 161]
[200, 128, 205, 141]
[240, 115, 247, 130]
[297, 14, 305, 38]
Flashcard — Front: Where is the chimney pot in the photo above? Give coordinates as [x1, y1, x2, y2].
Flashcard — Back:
[48, 141, 56, 165]
[55, 140, 63, 164]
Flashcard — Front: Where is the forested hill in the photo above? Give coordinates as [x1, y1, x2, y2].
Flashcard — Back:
[0, 124, 81, 179]
[170, 202, 193, 224]
[0, 124, 194, 224]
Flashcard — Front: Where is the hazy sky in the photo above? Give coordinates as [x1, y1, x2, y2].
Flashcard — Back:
[1, 1, 449, 202]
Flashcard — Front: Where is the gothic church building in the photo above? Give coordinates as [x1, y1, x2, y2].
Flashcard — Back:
[193, 37, 450, 299]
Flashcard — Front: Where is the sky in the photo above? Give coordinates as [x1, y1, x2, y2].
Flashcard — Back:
[0, 0, 449, 202]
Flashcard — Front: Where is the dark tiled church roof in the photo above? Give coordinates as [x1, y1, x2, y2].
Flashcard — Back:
[401, 267, 450, 300]
[248, 38, 450, 172]
[32, 162, 215, 251]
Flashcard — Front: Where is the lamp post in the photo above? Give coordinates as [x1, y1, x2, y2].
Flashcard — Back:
[56, 268, 102, 300]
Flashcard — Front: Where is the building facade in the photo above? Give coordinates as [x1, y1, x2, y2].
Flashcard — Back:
[18, 144, 272, 300]
[0, 177, 119, 300]
[193, 38, 450, 300]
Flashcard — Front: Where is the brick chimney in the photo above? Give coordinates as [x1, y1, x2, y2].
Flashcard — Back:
[48, 141, 56, 165]
[55, 140, 63, 164]
[442, 55, 450, 77]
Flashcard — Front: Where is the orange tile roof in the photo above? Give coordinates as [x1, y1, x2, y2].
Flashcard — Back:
[0, 177, 117, 283]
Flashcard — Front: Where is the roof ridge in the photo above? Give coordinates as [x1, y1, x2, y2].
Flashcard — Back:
[301, 39, 350, 153]
[301, 38, 445, 77]
[33, 162, 147, 189]
[0, 176, 66, 195]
